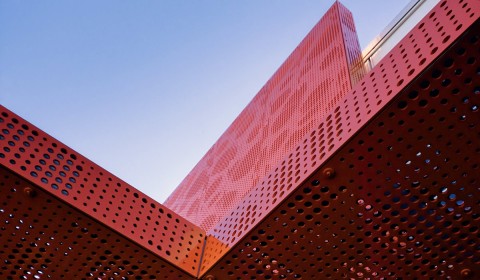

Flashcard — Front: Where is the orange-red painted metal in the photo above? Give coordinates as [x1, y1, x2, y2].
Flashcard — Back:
[0, 166, 196, 279]
[1, 0, 480, 279]
[164, 2, 365, 232]
[0, 107, 205, 278]
[199, 0, 480, 278]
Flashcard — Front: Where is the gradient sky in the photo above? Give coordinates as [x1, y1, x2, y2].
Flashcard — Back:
[1, 0, 411, 203]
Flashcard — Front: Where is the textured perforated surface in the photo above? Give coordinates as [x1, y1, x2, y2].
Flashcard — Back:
[201, 0, 480, 278]
[0, 107, 205, 277]
[0, 166, 196, 279]
[1, 0, 479, 279]
[164, 2, 364, 232]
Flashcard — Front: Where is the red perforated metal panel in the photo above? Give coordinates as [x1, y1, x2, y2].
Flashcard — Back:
[0, 107, 205, 278]
[0, 166, 196, 279]
[165, 2, 365, 232]
[200, 0, 480, 278]
[338, 2, 366, 86]
[2, 0, 479, 279]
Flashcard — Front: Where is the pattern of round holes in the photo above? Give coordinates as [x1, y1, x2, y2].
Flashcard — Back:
[0, 167, 195, 279]
[0, 0, 478, 278]
[0, 109, 206, 275]
[164, 2, 365, 232]
[201, 2, 480, 279]
[205, 0, 478, 250]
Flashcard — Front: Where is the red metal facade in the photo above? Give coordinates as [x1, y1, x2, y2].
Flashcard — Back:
[0, 108, 205, 278]
[0, 166, 197, 279]
[201, 1, 480, 277]
[164, 2, 364, 232]
[1, 0, 479, 279]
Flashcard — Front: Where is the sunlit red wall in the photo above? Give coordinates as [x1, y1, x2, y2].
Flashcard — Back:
[164, 2, 364, 231]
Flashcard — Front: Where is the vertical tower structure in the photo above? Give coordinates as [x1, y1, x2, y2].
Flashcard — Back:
[1, 0, 479, 279]
[164, 2, 365, 231]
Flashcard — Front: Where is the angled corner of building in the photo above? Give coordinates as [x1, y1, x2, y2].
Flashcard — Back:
[1, 0, 479, 279]
[164, 1, 366, 232]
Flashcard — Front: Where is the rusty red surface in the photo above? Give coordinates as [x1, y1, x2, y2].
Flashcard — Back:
[0, 107, 206, 277]
[201, 0, 480, 278]
[0, 166, 197, 279]
[164, 2, 364, 232]
[1, 0, 479, 279]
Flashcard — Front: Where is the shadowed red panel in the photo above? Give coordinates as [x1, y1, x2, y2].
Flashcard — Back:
[0, 166, 197, 279]
[200, 0, 480, 278]
[1, 0, 479, 279]
[0, 107, 206, 277]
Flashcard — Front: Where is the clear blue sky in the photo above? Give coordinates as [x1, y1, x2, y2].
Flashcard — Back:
[1, 0, 410, 203]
